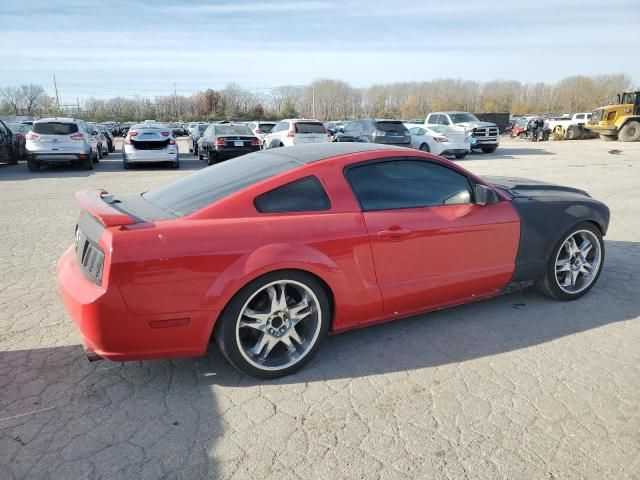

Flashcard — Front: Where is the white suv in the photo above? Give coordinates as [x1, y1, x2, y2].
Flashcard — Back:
[263, 119, 329, 149]
[25, 118, 98, 171]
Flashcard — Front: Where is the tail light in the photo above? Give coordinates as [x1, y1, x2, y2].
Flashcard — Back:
[213, 138, 226, 146]
[169, 138, 176, 145]
[161, 131, 170, 137]
[16, 133, 25, 140]
[433, 136, 449, 143]
[70, 133, 85, 140]
[287, 128, 296, 138]
[129, 131, 139, 137]
[251, 138, 261, 146]
[26, 133, 40, 141]
[124, 137, 132, 145]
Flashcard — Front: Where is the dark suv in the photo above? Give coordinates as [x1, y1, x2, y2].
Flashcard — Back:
[335, 119, 411, 147]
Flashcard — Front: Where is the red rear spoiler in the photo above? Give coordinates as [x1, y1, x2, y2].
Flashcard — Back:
[75, 189, 137, 227]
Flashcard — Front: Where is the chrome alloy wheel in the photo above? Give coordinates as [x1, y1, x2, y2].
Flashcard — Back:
[235, 280, 321, 371]
[554, 229, 602, 294]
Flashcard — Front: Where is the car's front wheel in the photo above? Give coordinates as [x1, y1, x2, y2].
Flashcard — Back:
[215, 271, 330, 379]
[481, 147, 497, 153]
[536, 222, 604, 301]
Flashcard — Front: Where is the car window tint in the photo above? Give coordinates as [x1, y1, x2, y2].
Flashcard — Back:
[254, 176, 330, 213]
[295, 122, 326, 134]
[144, 153, 302, 216]
[259, 123, 275, 133]
[375, 122, 407, 133]
[32, 122, 79, 135]
[346, 159, 472, 211]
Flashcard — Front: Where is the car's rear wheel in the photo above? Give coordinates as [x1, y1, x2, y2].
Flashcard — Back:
[207, 151, 216, 166]
[536, 222, 604, 301]
[215, 271, 330, 379]
[27, 158, 40, 171]
[82, 152, 94, 170]
[419, 143, 430, 152]
[96, 146, 102, 162]
[193, 143, 198, 156]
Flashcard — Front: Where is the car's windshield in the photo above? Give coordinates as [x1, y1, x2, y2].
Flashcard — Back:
[449, 113, 479, 123]
[144, 152, 301, 216]
[215, 125, 253, 136]
[258, 123, 275, 133]
[32, 122, 79, 135]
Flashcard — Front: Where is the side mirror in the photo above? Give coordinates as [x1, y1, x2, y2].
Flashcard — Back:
[475, 184, 499, 205]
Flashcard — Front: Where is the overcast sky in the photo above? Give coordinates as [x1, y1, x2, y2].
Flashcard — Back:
[1, 0, 638, 102]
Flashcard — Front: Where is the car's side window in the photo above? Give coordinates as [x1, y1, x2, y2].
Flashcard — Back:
[346, 159, 473, 212]
[273, 121, 287, 133]
[254, 176, 331, 213]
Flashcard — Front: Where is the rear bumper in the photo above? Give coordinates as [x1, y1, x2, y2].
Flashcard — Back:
[27, 150, 90, 163]
[212, 146, 261, 158]
[56, 246, 218, 361]
[123, 146, 178, 163]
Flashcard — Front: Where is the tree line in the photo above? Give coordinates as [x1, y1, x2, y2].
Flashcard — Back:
[0, 74, 633, 122]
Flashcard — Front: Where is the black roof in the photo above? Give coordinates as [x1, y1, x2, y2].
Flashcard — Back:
[263, 142, 408, 165]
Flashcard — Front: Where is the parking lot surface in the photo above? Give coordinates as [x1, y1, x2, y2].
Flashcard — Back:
[1, 138, 639, 479]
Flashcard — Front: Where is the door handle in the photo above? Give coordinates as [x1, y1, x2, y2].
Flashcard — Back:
[377, 228, 411, 239]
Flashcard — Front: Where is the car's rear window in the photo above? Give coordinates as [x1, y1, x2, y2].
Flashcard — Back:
[295, 122, 326, 134]
[143, 152, 301, 216]
[32, 122, 79, 135]
[198, 124, 209, 132]
[375, 122, 408, 133]
[215, 125, 253, 136]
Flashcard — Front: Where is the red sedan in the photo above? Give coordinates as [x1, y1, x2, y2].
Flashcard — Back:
[57, 143, 609, 378]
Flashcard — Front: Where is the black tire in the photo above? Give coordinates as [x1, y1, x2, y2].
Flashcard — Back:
[188, 143, 193, 153]
[214, 270, 331, 379]
[82, 153, 94, 170]
[95, 146, 102, 162]
[454, 152, 467, 159]
[171, 160, 179, 169]
[27, 158, 40, 172]
[618, 121, 640, 142]
[536, 222, 605, 301]
[102, 144, 108, 156]
[207, 151, 216, 166]
[123, 160, 132, 170]
[566, 126, 580, 140]
[599, 134, 617, 141]
[109, 141, 115, 153]
[419, 143, 430, 152]
[481, 147, 497, 153]
[193, 143, 198, 156]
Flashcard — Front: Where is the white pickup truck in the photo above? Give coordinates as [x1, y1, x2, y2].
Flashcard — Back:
[545, 113, 594, 140]
[425, 112, 499, 153]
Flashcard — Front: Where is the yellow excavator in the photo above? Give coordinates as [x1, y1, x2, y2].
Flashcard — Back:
[584, 90, 640, 142]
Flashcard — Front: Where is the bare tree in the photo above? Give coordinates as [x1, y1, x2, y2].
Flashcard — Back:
[0, 86, 23, 115]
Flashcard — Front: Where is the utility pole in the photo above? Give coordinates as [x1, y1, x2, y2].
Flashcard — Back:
[173, 83, 178, 119]
[53, 74, 60, 110]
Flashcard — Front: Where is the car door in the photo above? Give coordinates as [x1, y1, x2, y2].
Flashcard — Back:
[345, 158, 520, 315]
[0, 121, 10, 162]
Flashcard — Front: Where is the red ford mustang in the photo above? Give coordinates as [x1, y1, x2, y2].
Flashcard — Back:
[57, 143, 609, 378]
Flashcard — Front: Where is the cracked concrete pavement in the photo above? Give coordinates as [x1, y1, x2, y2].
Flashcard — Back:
[1, 137, 639, 479]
